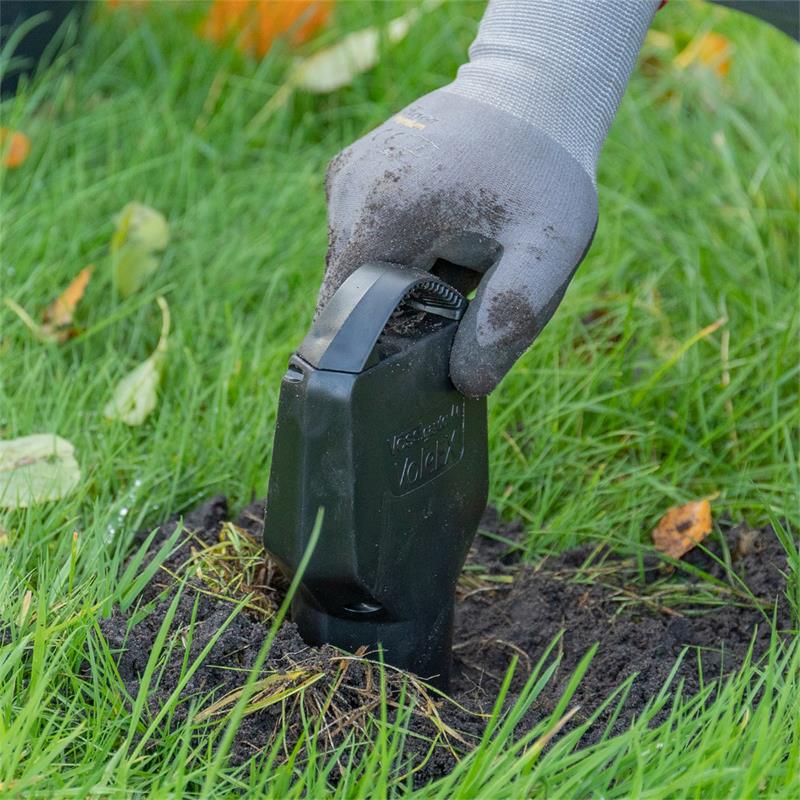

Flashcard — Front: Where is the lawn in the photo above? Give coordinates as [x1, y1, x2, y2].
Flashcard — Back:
[1, 1, 798, 797]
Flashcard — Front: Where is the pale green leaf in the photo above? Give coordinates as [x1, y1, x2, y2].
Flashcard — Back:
[111, 202, 169, 298]
[103, 353, 163, 426]
[292, 3, 440, 93]
[113, 202, 169, 252]
[0, 434, 81, 509]
[104, 297, 170, 426]
[292, 27, 382, 94]
[113, 245, 159, 298]
[246, 0, 442, 130]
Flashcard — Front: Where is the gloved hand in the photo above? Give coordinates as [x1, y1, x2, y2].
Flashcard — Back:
[321, 0, 658, 397]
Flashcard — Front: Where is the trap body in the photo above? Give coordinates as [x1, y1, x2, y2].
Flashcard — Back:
[264, 262, 488, 687]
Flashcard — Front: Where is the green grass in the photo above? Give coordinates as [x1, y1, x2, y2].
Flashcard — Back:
[1, 1, 798, 797]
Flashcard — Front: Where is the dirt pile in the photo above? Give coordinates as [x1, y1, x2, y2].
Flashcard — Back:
[98, 497, 796, 780]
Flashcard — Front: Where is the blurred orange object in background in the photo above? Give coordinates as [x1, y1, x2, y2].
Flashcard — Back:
[200, 1, 333, 57]
[0, 128, 31, 168]
[674, 32, 732, 78]
[106, 0, 149, 8]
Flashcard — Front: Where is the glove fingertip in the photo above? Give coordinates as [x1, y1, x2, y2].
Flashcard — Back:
[449, 329, 504, 398]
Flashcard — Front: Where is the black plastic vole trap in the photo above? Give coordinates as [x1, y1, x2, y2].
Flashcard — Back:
[263, 262, 488, 688]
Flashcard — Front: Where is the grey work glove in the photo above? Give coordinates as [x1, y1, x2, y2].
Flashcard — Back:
[320, 0, 659, 397]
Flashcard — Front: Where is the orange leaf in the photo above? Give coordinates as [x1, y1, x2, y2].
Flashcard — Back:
[674, 32, 732, 78]
[6, 265, 94, 344]
[201, 0, 333, 57]
[43, 266, 93, 331]
[652, 499, 713, 560]
[0, 128, 31, 168]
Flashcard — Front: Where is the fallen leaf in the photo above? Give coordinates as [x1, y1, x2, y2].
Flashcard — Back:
[248, 0, 441, 129]
[4, 265, 93, 344]
[674, 32, 732, 78]
[291, 26, 382, 94]
[104, 357, 161, 425]
[104, 297, 170, 425]
[114, 202, 169, 251]
[111, 202, 169, 297]
[43, 266, 93, 329]
[0, 524, 8, 547]
[0, 434, 81, 509]
[42, 265, 93, 341]
[201, 0, 333, 57]
[652, 499, 713, 560]
[112, 245, 160, 298]
[293, 1, 439, 93]
[0, 127, 31, 168]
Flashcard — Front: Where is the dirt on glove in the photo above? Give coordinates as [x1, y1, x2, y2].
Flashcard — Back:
[97, 497, 796, 784]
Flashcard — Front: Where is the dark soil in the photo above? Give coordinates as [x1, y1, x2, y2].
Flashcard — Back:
[97, 497, 796, 782]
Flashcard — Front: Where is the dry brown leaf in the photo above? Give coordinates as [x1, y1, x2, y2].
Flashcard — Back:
[652, 499, 713, 560]
[42, 265, 93, 335]
[5, 266, 93, 344]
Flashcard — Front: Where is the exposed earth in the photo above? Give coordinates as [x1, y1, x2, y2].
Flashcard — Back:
[97, 497, 796, 782]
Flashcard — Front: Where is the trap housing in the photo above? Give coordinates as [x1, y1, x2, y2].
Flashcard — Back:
[263, 262, 488, 687]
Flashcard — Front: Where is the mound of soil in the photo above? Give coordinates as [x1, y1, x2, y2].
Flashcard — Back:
[98, 497, 795, 781]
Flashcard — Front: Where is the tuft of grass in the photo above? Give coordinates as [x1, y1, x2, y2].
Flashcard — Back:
[0, 0, 797, 796]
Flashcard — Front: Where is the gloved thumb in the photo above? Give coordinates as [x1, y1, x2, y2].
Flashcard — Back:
[449, 231, 593, 397]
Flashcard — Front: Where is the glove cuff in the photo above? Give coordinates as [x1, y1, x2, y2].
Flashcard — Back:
[444, 0, 659, 180]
